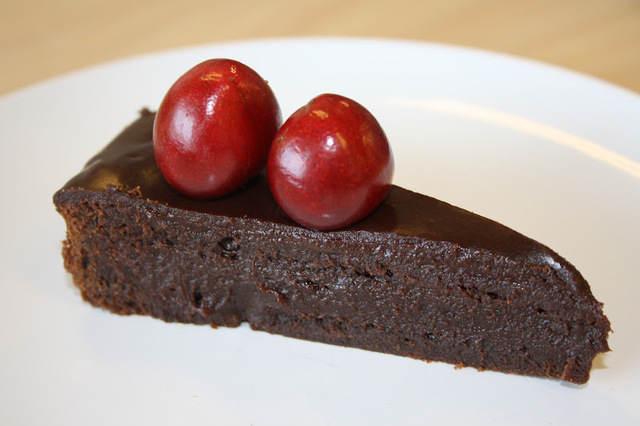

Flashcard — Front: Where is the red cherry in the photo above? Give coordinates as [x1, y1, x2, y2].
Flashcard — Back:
[153, 59, 282, 199]
[267, 93, 394, 230]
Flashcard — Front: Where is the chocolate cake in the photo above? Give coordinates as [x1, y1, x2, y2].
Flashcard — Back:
[53, 110, 610, 384]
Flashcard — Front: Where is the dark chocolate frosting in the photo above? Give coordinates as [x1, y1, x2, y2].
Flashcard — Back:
[61, 110, 569, 267]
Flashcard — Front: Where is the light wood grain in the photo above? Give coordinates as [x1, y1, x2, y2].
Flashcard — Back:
[2, 0, 639, 95]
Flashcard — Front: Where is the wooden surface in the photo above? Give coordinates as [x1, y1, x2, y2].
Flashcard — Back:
[2, 0, 640, 96]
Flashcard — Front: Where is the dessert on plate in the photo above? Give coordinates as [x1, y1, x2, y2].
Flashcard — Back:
[54, 59, 610, 384]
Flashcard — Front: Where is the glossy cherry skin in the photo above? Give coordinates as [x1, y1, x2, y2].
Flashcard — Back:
[153, 59, 282, 199]
[268, 93, 394, 230]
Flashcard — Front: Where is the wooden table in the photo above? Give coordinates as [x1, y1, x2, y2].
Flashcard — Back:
[2, 0, 639, 96]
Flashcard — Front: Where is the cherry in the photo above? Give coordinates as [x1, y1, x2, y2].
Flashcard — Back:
[267, 93, 394, 230]
[153, 59, 282, 199]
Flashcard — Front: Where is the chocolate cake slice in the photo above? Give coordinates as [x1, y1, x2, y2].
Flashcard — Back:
[53, 110, 610, 384]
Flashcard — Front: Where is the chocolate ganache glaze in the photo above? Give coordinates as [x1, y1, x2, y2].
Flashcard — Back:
[65, 110, 564, 264]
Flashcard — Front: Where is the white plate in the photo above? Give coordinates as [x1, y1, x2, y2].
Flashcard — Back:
[1, 37, 639, 425]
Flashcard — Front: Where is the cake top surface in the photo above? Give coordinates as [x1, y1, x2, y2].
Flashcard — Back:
[60, 110, 562, 264]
